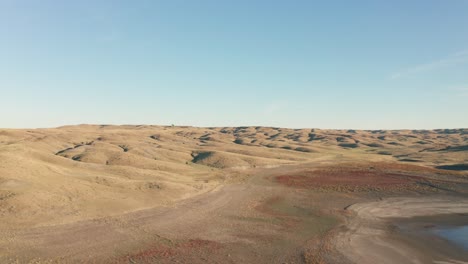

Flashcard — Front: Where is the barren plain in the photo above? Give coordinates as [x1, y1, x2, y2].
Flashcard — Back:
[0, 125, 467, 263]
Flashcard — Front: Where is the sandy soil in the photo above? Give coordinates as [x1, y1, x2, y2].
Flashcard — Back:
[335, 197, 468, 264]
[0, 125, 467, 263]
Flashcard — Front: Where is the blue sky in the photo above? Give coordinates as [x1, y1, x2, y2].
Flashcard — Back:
[1, 0, 467, 129]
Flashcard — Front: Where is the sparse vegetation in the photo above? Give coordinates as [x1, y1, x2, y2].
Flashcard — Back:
[0, 125, 467, 263]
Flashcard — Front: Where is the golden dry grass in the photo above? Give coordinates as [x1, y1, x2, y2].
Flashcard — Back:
[0, 125, 466, 228]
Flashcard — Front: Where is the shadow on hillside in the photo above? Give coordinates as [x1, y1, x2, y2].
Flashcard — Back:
[436, 164, 468, 171]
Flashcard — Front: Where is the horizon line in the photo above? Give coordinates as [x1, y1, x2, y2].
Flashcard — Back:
[1, 123, 467, 131]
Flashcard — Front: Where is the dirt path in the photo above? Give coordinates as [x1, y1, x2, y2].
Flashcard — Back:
[0, 165, 347, 263]
[1, 162, 466, 263]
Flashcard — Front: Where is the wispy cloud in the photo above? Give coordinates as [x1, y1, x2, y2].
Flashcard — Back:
[96, 30, 122, 43]
[454, 50, 468, 56]
[391, 50, 468, 79]
[455, 87, 468, 97]
[263, 101, 288, 115]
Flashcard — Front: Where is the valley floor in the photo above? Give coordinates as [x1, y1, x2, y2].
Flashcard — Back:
[0, 126, 467, 263]
[1, 163, 468, 264]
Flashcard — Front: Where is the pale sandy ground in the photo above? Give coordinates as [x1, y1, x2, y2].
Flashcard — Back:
[0, 164, 347, 263]
[0, 125, 467, 263]
[335, 197, 468, 264]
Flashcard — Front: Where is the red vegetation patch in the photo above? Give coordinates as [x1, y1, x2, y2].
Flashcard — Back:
[277, 171, 413, 188]
[254, 196, 314, 230]
[121, 239, 221, 263]
[275, 163, 449, 192]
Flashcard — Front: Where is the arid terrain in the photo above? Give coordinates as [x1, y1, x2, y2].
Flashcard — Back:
[0, 125, 467, 263]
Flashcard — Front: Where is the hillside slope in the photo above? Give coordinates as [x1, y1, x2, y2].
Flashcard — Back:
[0, 125, 466, 228]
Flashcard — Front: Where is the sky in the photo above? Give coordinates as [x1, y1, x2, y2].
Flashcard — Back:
[1, 0, 467, 129]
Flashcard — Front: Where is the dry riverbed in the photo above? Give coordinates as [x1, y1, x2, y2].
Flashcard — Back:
[335, 197, 468, 264]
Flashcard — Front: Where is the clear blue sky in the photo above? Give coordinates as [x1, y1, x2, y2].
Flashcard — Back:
[1, 0, 467, 129]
